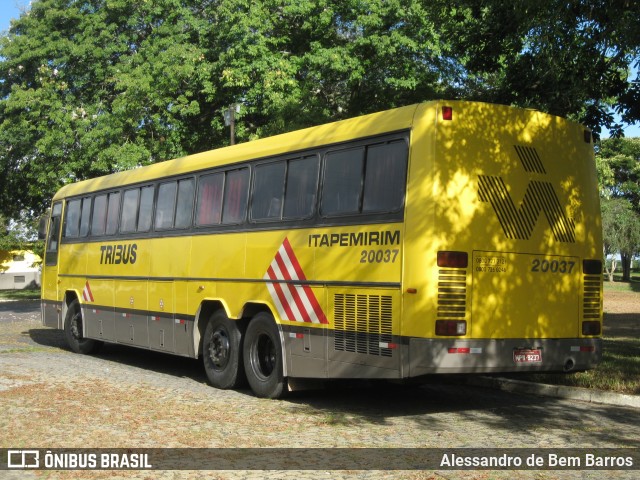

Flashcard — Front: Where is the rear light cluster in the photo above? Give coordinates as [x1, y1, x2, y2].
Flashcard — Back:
[436, 320, 467, 336]
[582, 321, 601, 336]
[436, 250, 469, 337]
[437, 251, 468, 268]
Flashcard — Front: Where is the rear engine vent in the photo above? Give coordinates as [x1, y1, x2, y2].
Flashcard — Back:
[437, 269, 468, 323]
[582, 274, 602, 320]
[334, 294, 393, 357]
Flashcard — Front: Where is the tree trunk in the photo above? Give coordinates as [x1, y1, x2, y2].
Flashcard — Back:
[621, 253, 632, 282]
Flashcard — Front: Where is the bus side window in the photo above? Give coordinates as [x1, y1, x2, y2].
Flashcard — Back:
[196, 173, 224, 226]
[222, 168, 249, 224]
[321, 147, 364, 216]
[174, 178, 195, 229]
[251, 161, 286, 221]
[91, 194, 108, 236]
[79, 197, 92, 237]
[64, 199, 82, 238]
[283, 155, 319, 219]
[45, 202, 63, 266]
[362, 141, 408, 213]
[156, 181, 177, 230]
[120, 188, 140, 233]
[105, 192, 121, 235]
[137, 186, 154, 232]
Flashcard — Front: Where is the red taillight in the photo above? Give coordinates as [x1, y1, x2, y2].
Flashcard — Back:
[442, 106, 453, 121]
[436, 320, 467, 336]
[437, 251, 468, 268]
[582, 321, 601, 336]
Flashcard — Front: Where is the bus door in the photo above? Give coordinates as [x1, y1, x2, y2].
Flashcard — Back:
[42, 202, 63, 328]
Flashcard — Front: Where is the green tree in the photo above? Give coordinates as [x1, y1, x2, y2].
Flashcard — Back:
[436, 0, 640, 137]
[1, 0, 639, 239]
[600, 198, 640, 281]
[596, 137, 640, 281]
[0, 0, 217, 221]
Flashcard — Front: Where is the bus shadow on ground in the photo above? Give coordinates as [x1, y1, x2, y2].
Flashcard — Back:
[26, 327, 206, 382]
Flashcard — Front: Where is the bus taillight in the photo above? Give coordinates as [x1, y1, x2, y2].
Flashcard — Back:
[437, 251, 468, 268]
[436, 320, 467, 336]
[582, 321, 601, 336]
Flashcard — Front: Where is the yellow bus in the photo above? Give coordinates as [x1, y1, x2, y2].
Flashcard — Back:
[40, 101, 603, 398]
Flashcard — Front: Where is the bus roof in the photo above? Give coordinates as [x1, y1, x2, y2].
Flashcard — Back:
[53, 103, 424, 200]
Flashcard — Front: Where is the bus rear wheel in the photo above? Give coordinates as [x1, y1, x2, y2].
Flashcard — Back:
[243, 313, 287, 399]
[64, 299, 101, 354]
[203, 310, 244, 389]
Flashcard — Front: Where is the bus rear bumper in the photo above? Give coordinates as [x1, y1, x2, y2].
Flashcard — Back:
[408, 337, 602, 377]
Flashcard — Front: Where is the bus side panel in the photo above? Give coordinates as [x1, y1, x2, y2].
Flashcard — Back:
[81, 278, 115, 341]
[116, 279, 150, 348]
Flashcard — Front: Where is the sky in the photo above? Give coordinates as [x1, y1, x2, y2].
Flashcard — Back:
[0, 1, 639, 138]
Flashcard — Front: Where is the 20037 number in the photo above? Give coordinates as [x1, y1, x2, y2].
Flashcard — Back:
[360, 249, 400, 264]
[531, 259, 575, 274]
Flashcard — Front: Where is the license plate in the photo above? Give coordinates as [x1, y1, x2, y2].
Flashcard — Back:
[513, 349, 542, 363]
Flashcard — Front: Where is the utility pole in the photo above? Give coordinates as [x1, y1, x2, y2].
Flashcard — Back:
[223, 104, 240, 145]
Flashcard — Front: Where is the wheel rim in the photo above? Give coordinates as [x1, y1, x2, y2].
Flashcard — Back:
[208, 329, 230, 370]
[253, 332, 276, 379]
[70, 311, 83, 340]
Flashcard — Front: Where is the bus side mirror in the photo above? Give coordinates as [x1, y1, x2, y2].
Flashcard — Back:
[38, 216, 48, 240]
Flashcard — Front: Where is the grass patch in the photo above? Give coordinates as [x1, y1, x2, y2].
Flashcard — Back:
[0, 288, 41, 301]
[603, 271, 640, 293]
[604, 280, 640, 293]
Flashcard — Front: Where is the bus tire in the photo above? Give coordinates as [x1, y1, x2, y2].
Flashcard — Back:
[243, 312, 287, 399]
[203, 310, 244, 389]
[64, 299, 101, 354]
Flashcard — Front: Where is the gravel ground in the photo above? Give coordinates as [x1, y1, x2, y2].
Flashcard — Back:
[1, 298, 638, 480]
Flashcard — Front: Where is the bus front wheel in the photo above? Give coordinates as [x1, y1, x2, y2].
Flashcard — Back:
[64, 299, 101, 354]
[203, 310, 244, 389]
[243, 313, 287, 399]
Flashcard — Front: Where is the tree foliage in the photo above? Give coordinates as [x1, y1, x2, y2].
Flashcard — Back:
[596, 137, 640, 281]
[1, 0, 639, 237]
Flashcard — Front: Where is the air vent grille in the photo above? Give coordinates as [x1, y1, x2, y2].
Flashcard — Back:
[437, 269, 467, 320]
[583, 274, 602, 320]
[334, 294, 393, 357]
